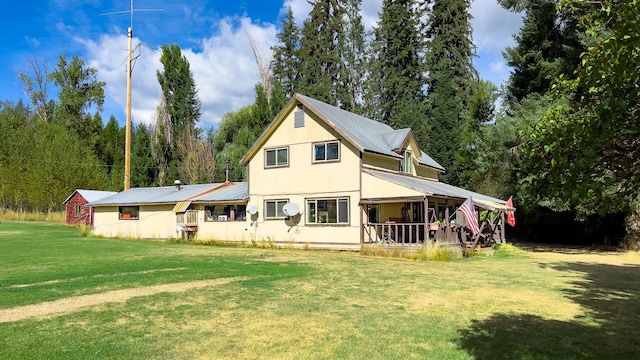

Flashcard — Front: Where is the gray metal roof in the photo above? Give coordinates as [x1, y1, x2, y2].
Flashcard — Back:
[88, 182, 250, 207]
[417, 151, 446, 171]
[63, 189, 118, 204]
[297, 94, 445, 171]
[193, 182, 248, 202]
[364, 169, 506, 204]
[89, 183, 220, 206]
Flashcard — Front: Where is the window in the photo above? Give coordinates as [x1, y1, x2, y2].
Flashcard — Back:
[265, 200, 289, 219]
[265, 147, 288, 167]
[294, 105, 305, 128]
[119, 206, 139, 220]
[73, 205, 82, 216]
[313, 141, 340, 162]
[306, 198, 349, 224]
[403, 150, 412, 173]
[205, 205, 247, 222]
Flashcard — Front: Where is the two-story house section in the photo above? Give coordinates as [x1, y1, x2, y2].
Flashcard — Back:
[241, 94, 512, 250]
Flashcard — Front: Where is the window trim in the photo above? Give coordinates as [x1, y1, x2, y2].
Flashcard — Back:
[305, 197, 350, 226]
[264, 146, 289, 168]
[119, 206, 139, 220]
[312, 140, 341, 163]
[73, 205, 82, 216]
[404, 150, 413, 174]
[264, 199, 289, 220]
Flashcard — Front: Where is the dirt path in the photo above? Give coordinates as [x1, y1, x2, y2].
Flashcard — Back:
[0, 277, 248, 323]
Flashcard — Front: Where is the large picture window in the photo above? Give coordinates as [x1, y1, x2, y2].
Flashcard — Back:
[265, 147, 288, 168]
[313, 141, 340, 162]
[265, 200, 289, 219]
[204, 205, 247, 222]
[306, 198, 349, 224]
[119, 206, 139, 220]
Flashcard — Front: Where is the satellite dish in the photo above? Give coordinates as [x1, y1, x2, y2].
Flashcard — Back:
[247, 205, 258, 215]
[282, 203, 300, 216]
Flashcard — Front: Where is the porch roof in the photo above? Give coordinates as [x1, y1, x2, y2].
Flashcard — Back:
[362, 169, 515, 211]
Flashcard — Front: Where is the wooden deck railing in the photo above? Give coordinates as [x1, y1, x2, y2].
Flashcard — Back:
[363, 222, 465, 245]
[176, 210, 198, 227]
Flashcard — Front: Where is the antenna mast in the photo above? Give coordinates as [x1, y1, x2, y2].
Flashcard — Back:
[101, 1, 163, 190]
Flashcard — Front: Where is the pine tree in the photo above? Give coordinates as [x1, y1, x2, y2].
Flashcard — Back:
[298, 0, 345, 105]
[424, 0, 477, 184]
[366, 0, 426, 126]
[271, 7, 302, 99]
[336, 0, 366, 113]
[131, 123, 158, 187]
[500, 0, 584, 103]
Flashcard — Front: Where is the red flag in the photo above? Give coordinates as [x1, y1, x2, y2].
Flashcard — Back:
[459, 197, 480, 235]
[505, 196, 516, 227]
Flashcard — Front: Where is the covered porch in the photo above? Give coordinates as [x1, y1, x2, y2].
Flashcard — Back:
[360, 169, 515, 250]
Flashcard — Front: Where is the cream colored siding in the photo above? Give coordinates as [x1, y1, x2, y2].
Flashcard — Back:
[416, 166, 439, 180]
[93, 205, 178, 239]
[362, 153, 400, 172]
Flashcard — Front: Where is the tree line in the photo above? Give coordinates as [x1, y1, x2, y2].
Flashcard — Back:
[1, 0, 637, 247]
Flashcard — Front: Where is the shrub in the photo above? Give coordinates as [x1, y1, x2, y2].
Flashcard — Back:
[492, 243, 518, 255]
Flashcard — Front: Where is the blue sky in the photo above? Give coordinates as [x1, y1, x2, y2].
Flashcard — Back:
[0, 0, 522, 128]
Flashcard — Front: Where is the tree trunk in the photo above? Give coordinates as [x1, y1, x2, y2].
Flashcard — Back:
[623, 208, 640, 250]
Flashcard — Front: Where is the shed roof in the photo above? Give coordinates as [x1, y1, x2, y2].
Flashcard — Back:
[63, 189, 118, 204]
[363, 169, 514, 211]
[241, 94, 445, 172]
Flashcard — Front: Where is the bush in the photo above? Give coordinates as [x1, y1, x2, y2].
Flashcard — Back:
[492, 243, 518, 255]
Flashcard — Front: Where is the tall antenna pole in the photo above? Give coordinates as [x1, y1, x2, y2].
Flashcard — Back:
[100, 1, 163, 191]
[124, 26, 133, 190]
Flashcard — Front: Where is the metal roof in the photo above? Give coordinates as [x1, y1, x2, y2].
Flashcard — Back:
[88, 182, 250, 207]
[88, 183, 220, 206]
[63, 189, 118, 204]
[417, 151, 446, 171]
[192, 182, 249, 202]
[364, 169, 512, 209]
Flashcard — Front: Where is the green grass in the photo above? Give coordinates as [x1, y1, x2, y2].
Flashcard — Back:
[1, 221, 640, 359]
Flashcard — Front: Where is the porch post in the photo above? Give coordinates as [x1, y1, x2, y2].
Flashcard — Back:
[423, 196, 429, 242]
[500, 211, 506, 243]
[360, 204, 364, 245]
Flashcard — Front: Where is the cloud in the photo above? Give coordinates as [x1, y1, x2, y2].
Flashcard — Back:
[470, 0, 522, 53]
[79, 16, 277, 128]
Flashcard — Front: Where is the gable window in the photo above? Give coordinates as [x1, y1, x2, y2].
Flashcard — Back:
[119, 206, 139, 220]
[403, 150, 412, 173]
[313, 141, 340, 163]
[306, 198, 349, 224]
[265, 199, 289, 219]
[265, 147, 288, 168]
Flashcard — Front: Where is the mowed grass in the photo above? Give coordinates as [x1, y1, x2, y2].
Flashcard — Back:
[1, 222, 640, 359]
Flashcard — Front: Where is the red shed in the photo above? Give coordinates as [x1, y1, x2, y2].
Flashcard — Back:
[63, 189, 117, 226]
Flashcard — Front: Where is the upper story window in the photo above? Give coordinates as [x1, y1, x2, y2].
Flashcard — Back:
[265, 147, 288, 168]
[313, 140, 340, 163]
[403, 150, 413, 174]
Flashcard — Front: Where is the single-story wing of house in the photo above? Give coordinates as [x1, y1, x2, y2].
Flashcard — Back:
[88, 94, 514, 250]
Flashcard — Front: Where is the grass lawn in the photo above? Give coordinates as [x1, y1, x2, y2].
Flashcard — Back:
[1, 221, 640, 359]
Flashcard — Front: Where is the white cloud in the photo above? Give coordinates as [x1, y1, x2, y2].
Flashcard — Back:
[470, 0, 522, 53]
[79, 16, 277, 128]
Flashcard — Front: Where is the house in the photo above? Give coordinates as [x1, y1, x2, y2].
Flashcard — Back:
[89, 94, 514, 250]
[63, 189, 117, 226]
[89, 181, 249, 240]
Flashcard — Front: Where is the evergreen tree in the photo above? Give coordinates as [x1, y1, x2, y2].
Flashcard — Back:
[336, 0, 366, 112]
[298, 0, 345, 105]
[131, 123, 158, 187]
[500, 0, 584, 103]
[271, 7, 302, 98]
[424, 0, 477, 184]
[366, 0, 426, 125]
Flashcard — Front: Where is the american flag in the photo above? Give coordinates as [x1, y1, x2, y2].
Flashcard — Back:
[459, 197, 480, 235]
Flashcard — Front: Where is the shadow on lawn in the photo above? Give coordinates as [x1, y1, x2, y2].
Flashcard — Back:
[457, 261, 640, 359]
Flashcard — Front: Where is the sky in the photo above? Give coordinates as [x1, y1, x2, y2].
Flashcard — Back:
[0, 0, 523, 128]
